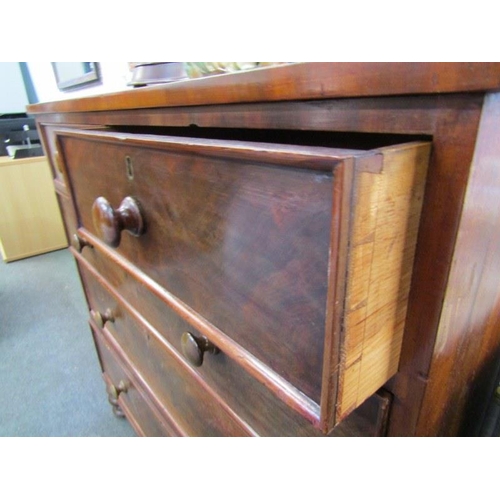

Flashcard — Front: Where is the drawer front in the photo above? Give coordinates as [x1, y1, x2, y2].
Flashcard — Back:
[77, 248, 321, 435]
[80, 263, 255, 437]
[75, 246, 391, 436]
[39, 124, 106, 190]
[92, 327, 177, 437]
[119, 388, 172, 437]
[92, 324, 173, 436]
[58, 130, 338, 403]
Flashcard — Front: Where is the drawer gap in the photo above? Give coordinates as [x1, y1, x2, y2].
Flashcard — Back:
[108, 125, 429, 151]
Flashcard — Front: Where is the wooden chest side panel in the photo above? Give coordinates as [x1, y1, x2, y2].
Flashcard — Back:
[338, 142, 431, 419]
[417, 92, 500, 435]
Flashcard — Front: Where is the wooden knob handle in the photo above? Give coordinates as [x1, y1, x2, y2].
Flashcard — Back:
[91, 308, 115, 328]
[72, 233, 93, 253]
[107, 379, 129, 400]
[91, 196, 145, 248]
[106, 380, 129, 418]
[181, 331, 220, 367]
[107, 382, 118, 403]
[117, 380, 129, 393]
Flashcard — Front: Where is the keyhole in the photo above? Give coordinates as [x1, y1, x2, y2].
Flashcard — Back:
[125, 156, 134, 180]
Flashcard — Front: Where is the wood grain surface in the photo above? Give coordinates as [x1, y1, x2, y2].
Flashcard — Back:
[31, 64, 500, 436]
[81, 264, 256, 437]
[57, 130, 341, 403]
[415, 92, 500, 435]
[79, 247, 391, 436]
[59, 131, 427, 433]
[27, 63, 500, 114]
[93, 324, 183, 436]
[338, 142, 430, 420]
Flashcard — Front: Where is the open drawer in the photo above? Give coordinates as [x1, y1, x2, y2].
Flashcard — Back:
[56, 127, 430, 433]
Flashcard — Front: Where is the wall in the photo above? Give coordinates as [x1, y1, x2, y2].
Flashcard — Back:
[0, 63, 30, 114]
[27, 62, 131, 104]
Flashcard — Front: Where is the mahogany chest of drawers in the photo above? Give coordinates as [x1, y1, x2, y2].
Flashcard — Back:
[29, 63, 500, 436]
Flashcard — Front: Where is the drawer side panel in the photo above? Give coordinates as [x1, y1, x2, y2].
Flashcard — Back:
[338, 142, 431, 419]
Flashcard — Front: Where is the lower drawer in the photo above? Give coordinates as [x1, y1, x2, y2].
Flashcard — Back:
[81, 264, 255, 437]
[92, 324, 173, 437]
[77, 250, 391, 436]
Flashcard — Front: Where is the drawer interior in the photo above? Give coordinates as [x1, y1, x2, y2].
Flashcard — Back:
[109, 125, 428, 151]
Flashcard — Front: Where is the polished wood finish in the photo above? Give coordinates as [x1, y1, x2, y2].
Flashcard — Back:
[79, 246, 391, 436]
[72, 243, 318, 435]
[414, 92, 500, 436]
[27, 63, 500, 114]
[55, 125, 426, 432]
[59, 129, 337, 404]
[118, 380, 175, 437]
[93, 325, 177, 436]
[73, 228, 321, 427]
[0, 156, 67, 262]
[81, 263, 257, 437]
[31, 63, 500, 436]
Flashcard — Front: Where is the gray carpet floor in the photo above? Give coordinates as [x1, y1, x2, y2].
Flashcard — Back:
[0, 248, 136, 437]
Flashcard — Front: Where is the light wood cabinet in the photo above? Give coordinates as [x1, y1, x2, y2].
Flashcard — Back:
[0, 156, 67, 262]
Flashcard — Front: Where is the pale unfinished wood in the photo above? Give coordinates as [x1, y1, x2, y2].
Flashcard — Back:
[0, 156, 67, 262]
[337, 142, 431, 420]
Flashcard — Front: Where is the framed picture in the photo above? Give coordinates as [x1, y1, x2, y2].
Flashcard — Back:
[52, 62, 100, 91]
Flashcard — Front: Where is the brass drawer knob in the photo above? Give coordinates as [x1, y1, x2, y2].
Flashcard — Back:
[91, 196, 145, 248]
[71, 233, 93, 252]
[91, 308, 115, 328]
[181, 331, 220, 367]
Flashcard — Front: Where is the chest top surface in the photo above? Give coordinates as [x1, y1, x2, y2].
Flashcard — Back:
[28, 62, 500, 115]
